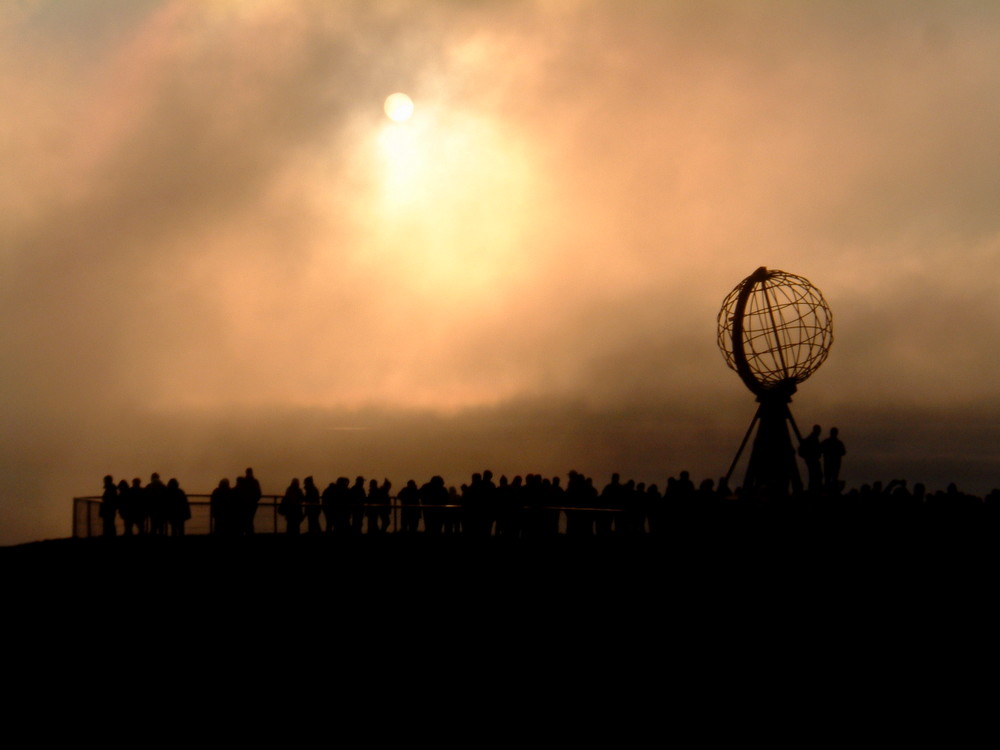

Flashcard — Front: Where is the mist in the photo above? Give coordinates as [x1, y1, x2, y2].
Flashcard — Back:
[3, 1, 1000, 544]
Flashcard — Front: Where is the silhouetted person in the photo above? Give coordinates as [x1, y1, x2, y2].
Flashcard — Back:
[821, 427, 846, 492]
[398, 479, 421, 533]
[378, 479, 393, 533]
[303, 476, 322, 534]
[211, 478, 234, 535]
[126, 478, 147, 535]
[117, 479, 136, 535]
[166, 478, 190, 536]
[669, 471, 696, 514]
[100, 475, 117, 537]
[461, 471, 499, 536]
[279, 478, 304, 534]
[496, 475, 519, 537]
[882, 478, 914, 513]
[542, 475, 564, 537]
[696, 478, 716, 506]
[422, 476, 449, 535]
[366, 478, 392, 533]
[521, 474, 547, 537]
[676, 471, 695, 499]
[565, 470, 596, 536]
[480, 470, 498, 535]
[619, 479, 645, 535]
[241, 468, 263, 534]
[798, 424, 823, 492]
[146, 473, 168, 536]
[444, 485, 461, 534]
[644, 483, 662, 535]
[460, 473, 484, 536]
[350, 476, 367, 533]
[320, 480, 338, 533]
[598, 473, 623, 535]
[322, 477, 351, 534]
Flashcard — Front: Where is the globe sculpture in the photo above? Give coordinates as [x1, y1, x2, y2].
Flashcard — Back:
[718, 267, 833, 496]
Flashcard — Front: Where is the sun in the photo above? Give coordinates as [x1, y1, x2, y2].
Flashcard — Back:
[384, 92, 414, 122]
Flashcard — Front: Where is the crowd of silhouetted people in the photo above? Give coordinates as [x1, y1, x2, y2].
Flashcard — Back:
[95, 454, 1000, 539]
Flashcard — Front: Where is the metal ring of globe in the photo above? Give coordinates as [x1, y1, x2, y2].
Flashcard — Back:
[717, 267, 833, 397]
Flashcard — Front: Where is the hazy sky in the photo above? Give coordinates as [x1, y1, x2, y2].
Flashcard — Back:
[3, 1, 1000, 544]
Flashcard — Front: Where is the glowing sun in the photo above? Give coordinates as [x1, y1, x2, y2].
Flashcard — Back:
[384, 92, 414, 122]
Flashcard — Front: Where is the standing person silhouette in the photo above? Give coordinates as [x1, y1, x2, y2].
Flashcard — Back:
[100, 475, 118, 537]
[349, 476, 367, 534]
[211, 478, 234, 535]
[798, 425, 824, 492]
[303, 476, 321, 534]
[820, 427, 846, 492]
[241, 468, 263, 534]
[117, 479, 136, 535]
[147, 473, 168, 535]
[279, 478, 304, 534]
[398, 479, 421, 534]
[166, 478, 190, 536]
[366, 478, 392, 533]
[128, 478, 147, 535]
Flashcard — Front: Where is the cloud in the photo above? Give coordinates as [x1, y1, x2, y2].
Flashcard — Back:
[2, 1, 1000, 543]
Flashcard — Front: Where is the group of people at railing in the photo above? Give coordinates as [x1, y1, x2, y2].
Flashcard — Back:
[99, 473, 192, 537]
[247, 468, 702, 537]
[278, 469, 719, 537]
[210, 469, 264, 535]
[94, 464, 1000, 539]
[276, 476, 393, 535]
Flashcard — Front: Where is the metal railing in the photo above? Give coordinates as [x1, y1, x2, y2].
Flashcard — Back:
[72, 495, 629, 538]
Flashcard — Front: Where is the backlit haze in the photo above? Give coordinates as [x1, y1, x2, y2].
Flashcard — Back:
[3, 1, 1000, 544]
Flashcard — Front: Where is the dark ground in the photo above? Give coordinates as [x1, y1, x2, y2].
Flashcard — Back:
[6, 510, 999, 611]
[3, 521, 998, 731]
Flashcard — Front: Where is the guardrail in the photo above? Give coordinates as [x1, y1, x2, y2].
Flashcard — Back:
[73, 495, 385, 537]
[72, 495, 630, 538]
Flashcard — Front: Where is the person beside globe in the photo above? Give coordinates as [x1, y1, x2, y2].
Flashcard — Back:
[821, 428, 846, 492]
[798, 425, 824, 493]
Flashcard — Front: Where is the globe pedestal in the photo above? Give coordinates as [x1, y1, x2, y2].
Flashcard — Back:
[740, 388, 803, 498]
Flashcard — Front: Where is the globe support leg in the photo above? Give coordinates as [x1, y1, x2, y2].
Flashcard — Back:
[725, 411, 759, 485]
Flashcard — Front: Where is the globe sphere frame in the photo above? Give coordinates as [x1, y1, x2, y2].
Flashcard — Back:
[717, 267, 833, 398]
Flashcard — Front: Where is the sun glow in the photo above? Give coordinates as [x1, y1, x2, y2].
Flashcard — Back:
[384, 92, 414, 122]
[252, 98, 550, 410]
[369, 105, 539, 300]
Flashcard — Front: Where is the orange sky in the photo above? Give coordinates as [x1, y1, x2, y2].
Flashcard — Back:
[2, 1, 1000, 543]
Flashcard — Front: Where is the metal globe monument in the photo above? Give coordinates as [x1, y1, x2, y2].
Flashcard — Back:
[718, 267, 833, 495]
